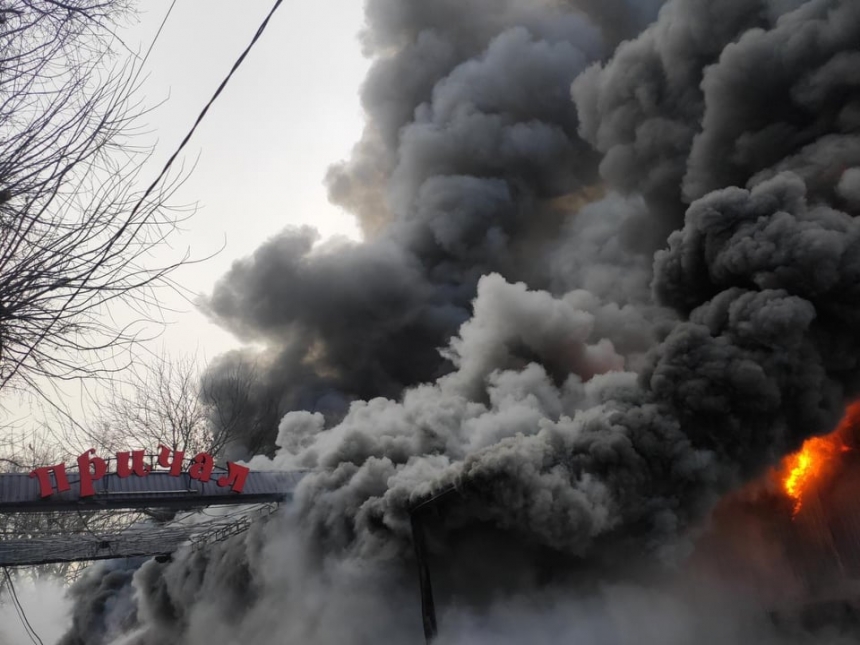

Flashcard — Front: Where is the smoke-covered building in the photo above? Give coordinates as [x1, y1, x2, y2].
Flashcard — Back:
[57, 0, 860, 643]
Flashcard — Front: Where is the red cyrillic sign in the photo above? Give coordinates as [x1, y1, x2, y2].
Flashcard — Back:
[29, 463, 70, 498]
[28, 446, 250, 498]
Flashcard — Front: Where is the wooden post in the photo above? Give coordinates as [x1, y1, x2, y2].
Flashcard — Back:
[411, 511, 438, 643]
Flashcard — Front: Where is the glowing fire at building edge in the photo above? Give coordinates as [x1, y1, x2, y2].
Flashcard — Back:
[779, 403, 859, 516]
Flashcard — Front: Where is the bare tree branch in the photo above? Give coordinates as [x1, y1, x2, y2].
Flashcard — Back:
[0, 0, 196, 393]
[92, 350, 225, 456]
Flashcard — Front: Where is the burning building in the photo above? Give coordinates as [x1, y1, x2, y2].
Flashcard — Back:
[57, 0, 860, 643]
[691, 403, 860, 613]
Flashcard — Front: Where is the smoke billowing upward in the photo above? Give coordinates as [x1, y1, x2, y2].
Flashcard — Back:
[63, 0, 860, 643]
[204, 1, 608, 427]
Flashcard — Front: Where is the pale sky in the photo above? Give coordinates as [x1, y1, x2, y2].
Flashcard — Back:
[125, 0, 369, 358]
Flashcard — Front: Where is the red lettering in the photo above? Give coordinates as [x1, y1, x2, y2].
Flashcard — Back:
[157, 445, 185, 477]
[188, 452, 214, 483]
[116, 450, 151, 478]
[29, 464, 70, 498]
[217, 462, 249, 493]
[77, 449, 107, 497]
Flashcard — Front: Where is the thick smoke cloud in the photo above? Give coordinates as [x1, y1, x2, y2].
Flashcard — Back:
[58, 561, 139, 645]
[63, 0, 860, 642]
[266, 176, 857, 568]
[203, 0, 618, 446]
[684, 0, 860, 203]
[572, 0, 771, 236]
[571, 0, 860, 241]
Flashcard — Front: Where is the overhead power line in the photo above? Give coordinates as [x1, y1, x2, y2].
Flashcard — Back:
[2, 568, 45, 645]
[130, 0, 285, 222]
[140, 0, 178, 69]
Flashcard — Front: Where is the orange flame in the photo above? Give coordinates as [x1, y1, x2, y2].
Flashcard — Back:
[779, 402, 860, 516]
[782, 436, 847, 514]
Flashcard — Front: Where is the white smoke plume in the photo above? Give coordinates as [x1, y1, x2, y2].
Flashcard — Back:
[1, 575, 71, 644]
[60, 0, 860, 642]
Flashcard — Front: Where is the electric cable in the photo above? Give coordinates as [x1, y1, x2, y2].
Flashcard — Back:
[128, 0, 285, 223]
[139, 0, 177, 70]
[2, 567, 44, 645]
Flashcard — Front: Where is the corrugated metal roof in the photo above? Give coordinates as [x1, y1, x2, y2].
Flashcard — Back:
[0, 470, 303, 512]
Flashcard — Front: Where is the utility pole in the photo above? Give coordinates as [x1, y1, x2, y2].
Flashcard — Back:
[411, 510, 438, 643]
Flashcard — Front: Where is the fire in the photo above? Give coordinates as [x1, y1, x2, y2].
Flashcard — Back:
[779, 402, 860, 515]
[782, 436, 848, 515]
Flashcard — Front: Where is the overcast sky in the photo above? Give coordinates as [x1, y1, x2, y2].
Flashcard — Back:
[125, 0, 369, 359]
